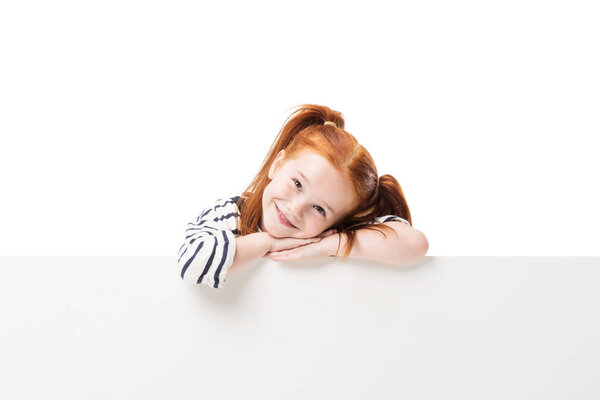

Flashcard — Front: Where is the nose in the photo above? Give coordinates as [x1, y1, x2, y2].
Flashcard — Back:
[288, 196, 308, 222]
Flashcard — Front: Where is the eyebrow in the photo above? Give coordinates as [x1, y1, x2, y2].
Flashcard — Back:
[295, 169, 336, 215]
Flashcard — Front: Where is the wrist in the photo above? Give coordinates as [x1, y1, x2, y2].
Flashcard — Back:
[324, 233, 344, 257]
[260, 232, 274, 254]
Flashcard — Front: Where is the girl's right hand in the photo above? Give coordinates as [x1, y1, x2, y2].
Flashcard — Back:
[267, 228, 337, 253]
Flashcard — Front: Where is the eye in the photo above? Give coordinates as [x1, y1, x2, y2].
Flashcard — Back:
[315, 205, 326, 216]
[291, 178, 327, 217]
[292, 178, 302, 191]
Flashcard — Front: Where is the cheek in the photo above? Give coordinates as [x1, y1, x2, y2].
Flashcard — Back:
[262, 185, 270, 202]
[276, 178, 294, 196]
[262, 184, 276, 211]
[304, 218, 326, 233]
[264, 180, 290, 205]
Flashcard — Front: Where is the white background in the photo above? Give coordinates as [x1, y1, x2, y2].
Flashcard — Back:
[2, 3, 599, 398]
[1, 0, 598, 256]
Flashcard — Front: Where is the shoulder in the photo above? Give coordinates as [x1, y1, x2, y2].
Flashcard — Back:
[211, 196, 243, 219]
[372, 215, 410, 226]
[195, 196, 242, 230]
[214, 196, 239, 206]
[210, 196, 242, 214]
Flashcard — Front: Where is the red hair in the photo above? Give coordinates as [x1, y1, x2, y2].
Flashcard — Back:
[236, 104, 412, 261]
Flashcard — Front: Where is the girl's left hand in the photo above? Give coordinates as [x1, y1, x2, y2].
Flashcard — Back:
[266, 229, 339, 262]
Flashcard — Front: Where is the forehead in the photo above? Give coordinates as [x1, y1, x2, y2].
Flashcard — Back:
[286, 152, 338, 174]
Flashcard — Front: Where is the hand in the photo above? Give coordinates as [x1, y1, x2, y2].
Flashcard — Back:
[267, 228, 337, 253]
[266, 229, 339, 262]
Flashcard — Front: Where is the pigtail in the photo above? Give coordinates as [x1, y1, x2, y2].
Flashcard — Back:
[331, 174, 412, 262]
[375, 174, 412, 226]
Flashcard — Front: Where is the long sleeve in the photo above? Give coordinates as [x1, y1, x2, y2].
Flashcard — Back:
[372, 215, 411, 225]
[176, 196, 241, 289]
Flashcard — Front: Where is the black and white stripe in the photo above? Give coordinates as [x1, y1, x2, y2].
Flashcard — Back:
[177, 196, 241, 289]
[373, 215, 410, 225]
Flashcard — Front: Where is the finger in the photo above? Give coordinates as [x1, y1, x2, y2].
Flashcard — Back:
[318, 229, 336, 238]
[271, 248, 293, 256]
[289, 239, 318, 248]
[273, 252, 293, 261]
[271, 252, 288, 261]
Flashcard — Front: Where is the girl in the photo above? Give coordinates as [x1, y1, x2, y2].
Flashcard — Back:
[177, 104, 428, 289]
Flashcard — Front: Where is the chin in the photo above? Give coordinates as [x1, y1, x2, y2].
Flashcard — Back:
[266, 219, 303, 238]
[267, 223, 295, 238]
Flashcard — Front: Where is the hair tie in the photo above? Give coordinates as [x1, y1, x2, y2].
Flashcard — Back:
[323, 121, 336, 127]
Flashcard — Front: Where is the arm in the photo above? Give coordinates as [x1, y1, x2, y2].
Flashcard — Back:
[228, 232, 272, 273]
[178, 230, 271, 289]
[177, 197, 244, 289]
[326, 221, 429, 265]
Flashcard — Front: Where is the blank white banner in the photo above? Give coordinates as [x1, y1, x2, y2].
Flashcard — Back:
[1, 256, 598, 399]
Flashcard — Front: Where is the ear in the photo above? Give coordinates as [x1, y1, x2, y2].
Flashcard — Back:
[268, 150, 286, 180]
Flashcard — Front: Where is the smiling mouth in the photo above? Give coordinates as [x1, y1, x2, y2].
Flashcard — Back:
[276, 204, 297, 228]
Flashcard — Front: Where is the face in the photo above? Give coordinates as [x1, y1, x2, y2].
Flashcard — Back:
[260, 150, 358, 238]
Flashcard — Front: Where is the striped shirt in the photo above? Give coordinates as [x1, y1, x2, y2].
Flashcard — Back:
[177, 195, 410, 289]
